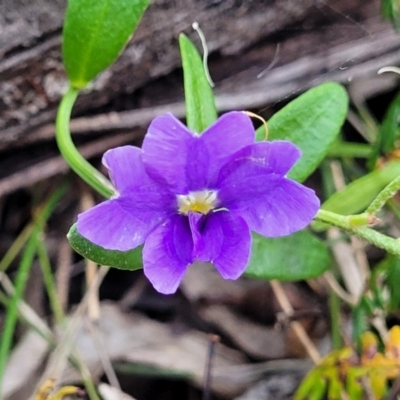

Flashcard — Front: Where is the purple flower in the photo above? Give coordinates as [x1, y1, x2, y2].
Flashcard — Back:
[77, 112, 320, 294]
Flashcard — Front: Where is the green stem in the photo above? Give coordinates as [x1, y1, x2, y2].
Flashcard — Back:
[329, 288, 342, 350]
[316, 209, 370, 229]
[0, 235, 38, 396]
[0, 276, 100, 400]
[36, 238, 65, 324]
[56, 86, 113, 198]
[366, 174, 400, 215]
[35, 244, 101, 400]
[36, 238, 102, 398]
[73, 353, 101, 400]
[315, 209, 400, 258]
[327, 142, 371, 158]
[0, 223, 34, 273]
[320, 161, 343, 350]
[0, 187, 65, 396]
[0, 291, 9, 308]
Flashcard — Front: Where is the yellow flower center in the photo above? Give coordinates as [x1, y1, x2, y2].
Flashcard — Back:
[177, 190, 218, 215]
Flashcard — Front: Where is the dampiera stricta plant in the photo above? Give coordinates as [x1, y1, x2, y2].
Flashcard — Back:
[77, 111, 320, 294]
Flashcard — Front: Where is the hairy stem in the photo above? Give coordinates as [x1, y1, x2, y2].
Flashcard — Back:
[367, 174, 400, 215]
[315, 210, 400, 257]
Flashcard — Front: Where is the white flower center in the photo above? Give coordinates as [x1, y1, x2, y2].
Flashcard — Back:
[177, 190, 218, 215]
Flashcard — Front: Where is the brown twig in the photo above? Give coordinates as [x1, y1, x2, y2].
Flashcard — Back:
[87, 323, 121, 391]
[270, 280, 321, 364]
[324, 271, 357, 306]
[202, 334, 220, 400]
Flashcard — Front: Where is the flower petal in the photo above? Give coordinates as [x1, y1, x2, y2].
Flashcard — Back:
[187, 211, 204, 248]
[196, 111, 255, 187]
[218, 161, 320, 237]
[142, 113, 195, 192]
[183, 112, 257, 191]
[191, 211, 251, 279]
[201, 111, 255, 161]
[103, 146, 145, 193]
[77, 198, 167, 251]
[142, 112, 257, 193]
[143, 215, 194, 294]
[220, 140, 301, 177]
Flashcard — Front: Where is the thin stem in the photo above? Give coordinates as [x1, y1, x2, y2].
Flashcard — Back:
[0, 231, 38, 397]
[36, 266, 108, 400]
[0, 271, 54, 341]
[81, 189, 100, 321]
[316, 210, 400, 258]
[320, 161, 353, 346]
[366, 175, 400, 215]
[0, 266, 101, 400]
[353, 100, 379, 142]
[316, 209, 371, 230]
[0, 187, 65, 396]
[56, 86, 113, 199]
[202, 334, 219, 400]
[329, 284, 342, 350]
[324, 271, 356, 306]
[327, 142, 371, 159]
[0, 290, 9, 307]
[71, 352, 101, 400]
[0, 222, 34, 273]
[36, 238, 65, 324]
[270, 280, 321, 364]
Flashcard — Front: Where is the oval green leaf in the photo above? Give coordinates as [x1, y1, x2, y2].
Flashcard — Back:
[322, 161, 400, 215]
[245, 230, 330, 281]
[313, 161, 400, 230]
[256, 82, 348, 182]
[62, 0, 150, 88]
[68, 223, 143, 271]
[179, 33, 217, 133]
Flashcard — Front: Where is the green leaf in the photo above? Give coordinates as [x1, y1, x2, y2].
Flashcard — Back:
[62, 0, 150, 88]
[374, 254, 400, 311]
[368, 91, 400, 168]
[256, 82, 348, 182]
[294, 370, 327, 400]
[387, 257, 400, 310]
[321, 161, 400, 215]
[313, 161, 400, 231]
[67, 223, 142, 271]
[382, 0, 400, 31]
[352, 300, 369, 347]
[245, 230, 330, 281]
[179, 34, 218, 133]
[378, 92, 400, 154]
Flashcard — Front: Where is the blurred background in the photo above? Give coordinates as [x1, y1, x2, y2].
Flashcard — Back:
[1, 0, 399, 399]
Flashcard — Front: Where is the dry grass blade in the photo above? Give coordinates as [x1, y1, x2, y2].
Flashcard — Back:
[270, 280, 321, 364]
[32, 266, 109, 400]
